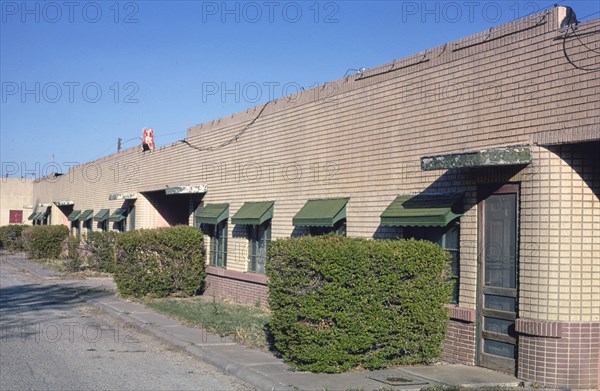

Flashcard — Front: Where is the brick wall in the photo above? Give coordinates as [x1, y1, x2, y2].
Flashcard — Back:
[518, 320, 600, 389]
[443, 306, 477, 365]
[203, 266, 269, 307]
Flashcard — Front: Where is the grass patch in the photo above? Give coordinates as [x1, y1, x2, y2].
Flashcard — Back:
[145, 298, 272, 351]
[29, 258, 66, 273]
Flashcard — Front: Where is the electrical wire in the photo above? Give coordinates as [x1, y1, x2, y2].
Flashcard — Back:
[562, 22, 600, 71]
[180, 100, 271, 152]
[577, 10, 600, 22]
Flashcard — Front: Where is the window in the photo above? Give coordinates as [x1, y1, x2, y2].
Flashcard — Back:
[108, 208, 128, 232]
[71, 221, 81, 237]
[205, 220, 227, 268]
[9, 210, 23, 224]
[292, 198, 349, 237]
[196, 203, 229, 268]
[128, 206, 135, 231]
[404, 220, 460, 304]
[247, 221, 271, 274]
[308, 219, 346, 237]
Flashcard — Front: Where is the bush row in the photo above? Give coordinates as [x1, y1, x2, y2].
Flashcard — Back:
[1, 224, 206, 299]
[266, 235, 453, 373]
[113, 226, 206, 298]
[0, 225, 25, 252]
[22, 225, 70, 259]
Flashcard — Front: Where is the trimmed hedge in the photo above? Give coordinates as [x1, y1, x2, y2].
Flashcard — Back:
[266, 235, 453, 373]
[22, 225, 69, 260]
[0, 225, 25, 252]
[83, 231, 119, 273]
[114, 226, 206, 298]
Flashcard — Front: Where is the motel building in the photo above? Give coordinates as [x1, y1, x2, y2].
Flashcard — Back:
[9, 6, 599, 389]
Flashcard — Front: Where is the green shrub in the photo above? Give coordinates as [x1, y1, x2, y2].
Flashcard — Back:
[266, 235, 453, 373]
[83, 231, 118, 273]
[114, 225, 206, 298]
[0, 225, 25, 252]
[22, 225, 69, 259]
[63, 236, 83, 272]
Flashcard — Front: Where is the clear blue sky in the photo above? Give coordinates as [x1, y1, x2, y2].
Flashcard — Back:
[1, 0, 598, 178]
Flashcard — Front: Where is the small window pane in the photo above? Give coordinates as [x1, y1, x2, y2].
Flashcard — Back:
[484, 317, 515, 336]
[484, 339, 515, 358]
[445, 224, 459, 249]
[484, 295, 516, 312]
[248, 221, 270, 274]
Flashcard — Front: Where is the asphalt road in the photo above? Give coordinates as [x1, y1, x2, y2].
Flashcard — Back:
[0, 260, 256, 391]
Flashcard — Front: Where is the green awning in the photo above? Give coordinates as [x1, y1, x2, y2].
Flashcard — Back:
[231, 201, 274, 225]
[78, 210, 94, 221]
[34, 210, 48, 221]
[195, 203, 229, 225]
[68, 210, 81, 221]
[292, 198, 349, 227]
[380, 193, 463, 227]
[38, 209, 49, 221]
[27, 212, 36, 220]
[31, 212, 42, 221]
[93, 209, 110, 222]
[108, 208, 127, 222]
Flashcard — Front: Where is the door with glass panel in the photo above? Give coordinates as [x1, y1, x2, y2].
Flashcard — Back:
[479, 184, 518, 374]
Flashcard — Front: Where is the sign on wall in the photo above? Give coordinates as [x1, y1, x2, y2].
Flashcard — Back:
[142, 128, 155, 151]
[9, 210, 23, 224]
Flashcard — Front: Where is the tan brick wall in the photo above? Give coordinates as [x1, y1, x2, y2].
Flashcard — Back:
[520, 144, 600, 323]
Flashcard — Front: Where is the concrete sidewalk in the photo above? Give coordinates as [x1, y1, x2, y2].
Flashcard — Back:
[2, 252, 526, 391]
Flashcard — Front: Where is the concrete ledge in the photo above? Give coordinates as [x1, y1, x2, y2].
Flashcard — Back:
[516, 318, 562, 338]
[206, 266, 268, 285]
[447, 305, 476, 323]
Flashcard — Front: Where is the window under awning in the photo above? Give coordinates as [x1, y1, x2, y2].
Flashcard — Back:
[78, 210, 94, 221]
[421, 146, 531, 171]
[68, 210, 81, 221]
[108, 208, 127, 222]
[380, 193, 463, 227]
[292, 198, 349, 227]
[34, 210, 49, 221]
[231, 201, 274, 225]
[195, 203, 229, 225]
[93, 209, 110, 222]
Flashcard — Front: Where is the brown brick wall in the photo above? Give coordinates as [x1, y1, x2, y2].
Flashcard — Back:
[203, 267, 269, 307]
[518, 320, 600, 389]
[443, 319, 477, 365]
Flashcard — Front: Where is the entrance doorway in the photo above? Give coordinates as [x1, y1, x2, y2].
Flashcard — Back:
[478, 184, 519, 374]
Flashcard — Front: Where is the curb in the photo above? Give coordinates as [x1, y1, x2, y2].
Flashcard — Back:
[88, 297, 294, 391]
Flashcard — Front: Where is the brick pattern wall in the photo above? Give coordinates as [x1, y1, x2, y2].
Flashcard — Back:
[443, 306, 477, 365]
[520, 144, 600, 323]
[203, 267, 269, 307]
[518, 320, 600, 389]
